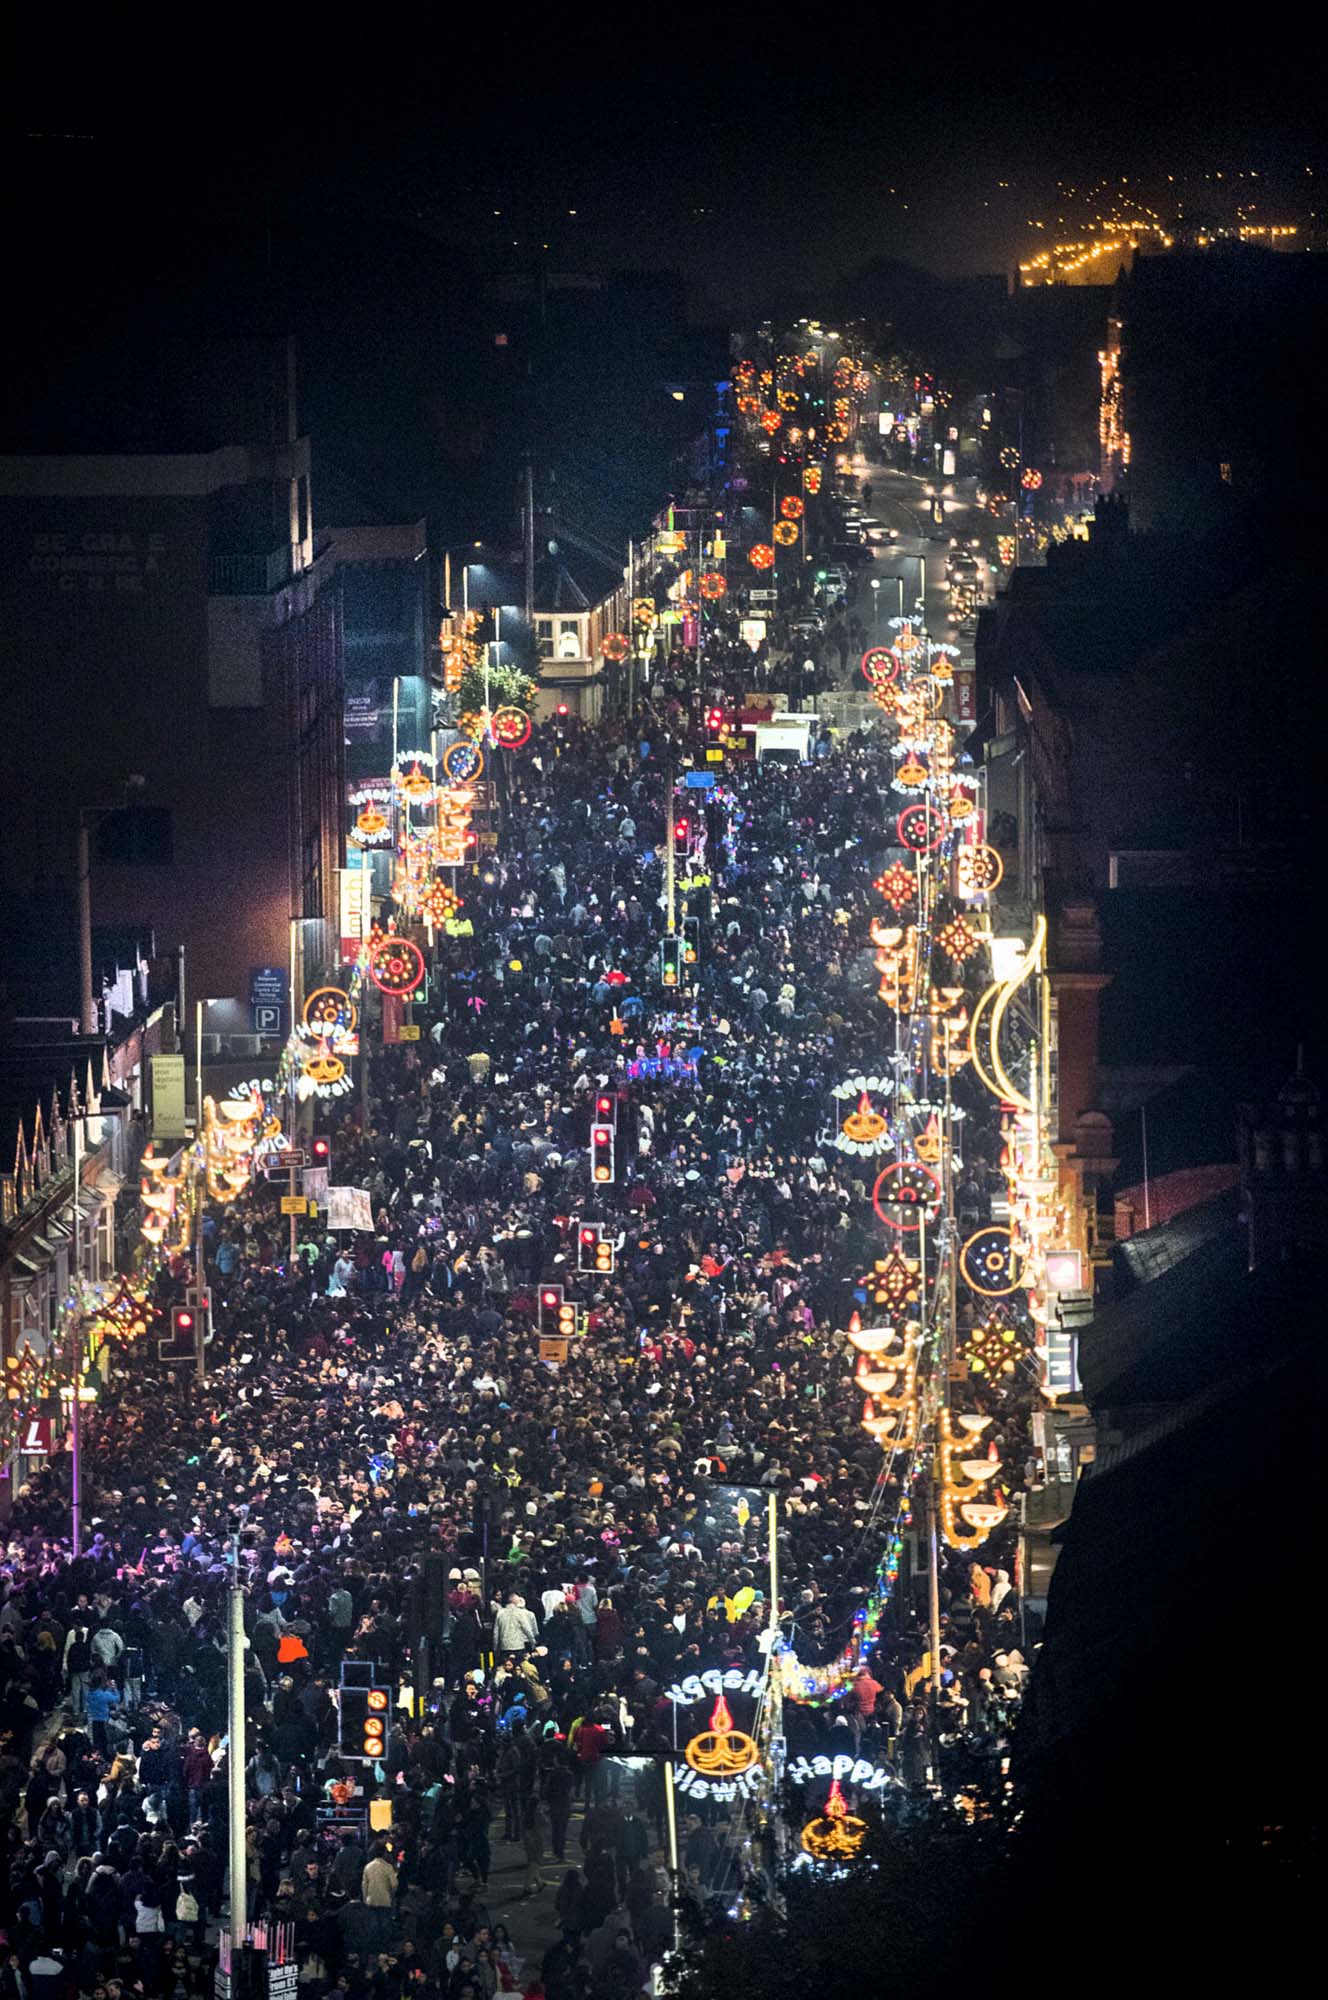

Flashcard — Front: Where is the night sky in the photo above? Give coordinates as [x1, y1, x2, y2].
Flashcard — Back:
[7, 45, 1324, 319]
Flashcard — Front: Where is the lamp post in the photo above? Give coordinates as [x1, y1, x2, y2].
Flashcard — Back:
[870, 577, 881, 634]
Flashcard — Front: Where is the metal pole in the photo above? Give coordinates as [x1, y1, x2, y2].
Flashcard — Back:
[195, 999, 204, 1141]
[926, 1478, 942, 1708]
[1141, 1104, 1152, 1231]
[77, 814, 96, 1036]
[524, 459, 535, 640]
[664, 753, 676, 937]
[227, 1546, 248, 1951]
[663, 1760, 682, 1955]
[70, 1109, 82, 1558]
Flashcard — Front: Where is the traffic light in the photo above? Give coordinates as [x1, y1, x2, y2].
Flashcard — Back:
[704, 706, 724, 734]
[591, 1120, 616, 1184]
[540, 1284, 565, 1336]
[339, 1683, 390, 1761]
[310, 1135, 331, 1171]
[159, 1305, 197, 1362]
[557, 1293, 577, 1337]
[578, 1224, 615, 1276]
[682, 918, 700, 968]
[659, 936, 682, 988]
[594, 1092, 618, 1128]
[672, 815, 692, 861]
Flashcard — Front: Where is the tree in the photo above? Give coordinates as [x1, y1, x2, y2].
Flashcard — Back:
[456, 662, 538, 715]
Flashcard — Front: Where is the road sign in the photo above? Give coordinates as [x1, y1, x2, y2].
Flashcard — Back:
[281, 1194, 309, 1215]
[539, 1336, 569, 1364]
[20, 1415, 53, 1455]
[252, 1002, 283, 1035]
[705, 748, 724, 763]
[398, 1024, 421, 1041]
[684, 771, 716, 789]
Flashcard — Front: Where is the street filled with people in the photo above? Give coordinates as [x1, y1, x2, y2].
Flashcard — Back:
[1, 696, 1033, 2000]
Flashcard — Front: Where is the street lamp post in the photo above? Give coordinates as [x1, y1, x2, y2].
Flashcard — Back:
[870, 577, 881, 634]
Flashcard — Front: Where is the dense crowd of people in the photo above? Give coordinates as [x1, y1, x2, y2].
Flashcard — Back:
[1, 703, 1034, 2000]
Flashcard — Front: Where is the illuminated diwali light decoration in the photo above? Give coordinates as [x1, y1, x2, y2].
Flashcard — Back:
[947, 786, 976, 823]
[861, 646, 901, 686]
[600, 632, 630, 663]
[304, 987, 355, 1036]
[299, 1041, 345, 1089]
[959, 1225, 1026, 1297]
[964, 1309, 1026, 1378]
[772, 520, 799, 547]
[872, 1161, 942, 1233]
[894, 751, 929, 791]
[632, 596, 657, 626]
[780, 494, 805, 520]
[912, 1113, 943, 1165]
[777, 388, 800, 412]
[871, 920, 919, 1012]
[801, 1779, 869, 1862]
[937, 915, 979, 964]
[442, 739, 484, 783]
[803, 464, 823, 494]
[88, 1278, 153, 1350]
[825, 419, 850, 442]
[368, 934, 425, 996]
[202, 1090, 263, 1204]
[683, 1694, 759, 1779]
[836, 1092, 891, 1157]
[748, 543, 775, 571]
[896, 803, 944, 853]
[956, 843, 1004, 897]
[929, 651, 955, 683]
[938, 1407, 1008, 1550]
[421, 879, 462, 928]
[999, 446, 1021, 471]
[736, 393, 761, 417]
[760, 410, 782, 435]
[733, 358, 755, 382]
[874, 861, 914, 910]
[1021, 467, 1043, 491]
[698, 570, 727, 600]
[489, 705, 532, 748]
[395, 758, 434, 803]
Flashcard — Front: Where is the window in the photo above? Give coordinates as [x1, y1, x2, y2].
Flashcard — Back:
[302, 827, 323, 922]
[536, 618, 554, 661]
[557, 621, 582, 660]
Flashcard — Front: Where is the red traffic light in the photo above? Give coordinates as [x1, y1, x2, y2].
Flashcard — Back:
[311, 1136, 331, 1161]
[175, 1309, 194, 1331]
[581, 1228, 596, 1245]
[675, 818, 689, 840]
[595, 1094, 614, 1118]
[541, 1289, 560, 1307]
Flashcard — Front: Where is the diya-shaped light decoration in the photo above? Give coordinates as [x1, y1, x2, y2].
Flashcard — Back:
[683, 1694, 759, 1780]
[836, 1092, 890, 1157]
[801, 1778, 869, 1862]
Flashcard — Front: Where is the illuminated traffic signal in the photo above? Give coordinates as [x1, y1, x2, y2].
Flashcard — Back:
[311, 1135, 331, 1170]
[672, 816, 692, 860]
[540, 1285, 565, 1337]
[339, 1684, 390, 1761]
[595, 1092, 618, 1127]
[660, 936, 682, 988]
[594, 1237, 614, 1275]
[556, 1293, 577, 1337]
[591, 1122, 616, 1184]
[682, 918, 700, 968]
[705, 706, 724, 734]
[159, 1305, 196, 1361]
[578, 1224, 615, 1275]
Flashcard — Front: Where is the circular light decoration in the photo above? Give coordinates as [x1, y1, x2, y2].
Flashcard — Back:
[442, 739, 484, 783]
[960, 1226, 1026, 1297]
[1021, 467, 1043, 490]
[748, 543, 776, 571]
[872, 1160, 942, 1233]
[736, 392, 761, 417]
[698, 570, 727, 601]
[999, 445, 1021, 470]
[632, 596, 657, 627]
[803, 464, 823, 494]
[489, 705, 532, 749]
[368, 934, 425, 996]
[304, 986, 357, 1035]
[422, 879, 462, 928]
[760, 410, 782, 435]
[600, 631, 630, 664]
[860, 646, 901, 686]
[683, 1695, 759, 1779]
[801, 1779, 869, 1863]
[395, 759, 434, 802]
[825, 419, 850, 443]
[780, 495, 805, 521]
[897, 803, 945, 853]
[772, 520, 799, 547]
[956, 843, 1004, 897]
